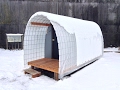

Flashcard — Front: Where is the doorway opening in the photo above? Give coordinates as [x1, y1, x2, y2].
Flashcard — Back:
[45, 24, 59, 59]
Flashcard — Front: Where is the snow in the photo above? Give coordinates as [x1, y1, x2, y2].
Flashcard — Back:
[104, 47, 119, 52]
[6, 34, 23, 36]
[29, 11, 102, 37]
[0, 48, 120, 90]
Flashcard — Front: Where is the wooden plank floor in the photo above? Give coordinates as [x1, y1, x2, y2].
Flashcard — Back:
[28, 58, 59, 73]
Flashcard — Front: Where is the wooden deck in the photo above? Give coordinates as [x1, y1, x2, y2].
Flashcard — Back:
[28, 58, 59, 74]
[28, 58, 59, 80]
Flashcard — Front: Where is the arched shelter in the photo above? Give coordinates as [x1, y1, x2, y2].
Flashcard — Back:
[24, 12, 103, 79]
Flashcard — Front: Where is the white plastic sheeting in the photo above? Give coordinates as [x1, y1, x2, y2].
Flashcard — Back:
[24, 12, 103, 79]
[24, 26, 47, 65]
[52, 22, 77, 78]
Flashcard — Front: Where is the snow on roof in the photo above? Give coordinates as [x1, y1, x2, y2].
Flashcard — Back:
[25, 12, 103, 78]
[28, 11, 102, 38]
[6, 34, 23, 36]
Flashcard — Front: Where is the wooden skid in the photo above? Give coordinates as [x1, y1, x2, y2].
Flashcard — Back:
[24, 68, 41, 78]
[28, 58, 59, 80]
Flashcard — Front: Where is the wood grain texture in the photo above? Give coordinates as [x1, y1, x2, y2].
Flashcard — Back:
[28, 58, 59, 73]
[31, 22, 50, 26]
[24, 68, 41, 78]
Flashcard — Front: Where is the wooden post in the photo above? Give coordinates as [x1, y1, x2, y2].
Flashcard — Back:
[54, 73, 59, 81]
[18, 42, 19, 49]
[21, 35, 24, 49]
[31, 66, 34, 69]
[6, 38, 8, 49]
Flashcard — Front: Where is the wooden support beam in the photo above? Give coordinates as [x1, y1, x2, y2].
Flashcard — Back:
[31, 66, 34, 69]
[31, 22, 50, 26]
[54, 73, 59, 81]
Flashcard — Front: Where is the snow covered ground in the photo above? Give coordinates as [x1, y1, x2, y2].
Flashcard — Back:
[0, 48, 120, 90]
